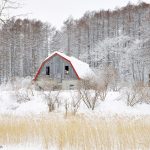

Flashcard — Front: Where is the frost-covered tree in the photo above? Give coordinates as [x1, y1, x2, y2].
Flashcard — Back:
[50, 2, 150, 83]
[0, 18, 55, 83]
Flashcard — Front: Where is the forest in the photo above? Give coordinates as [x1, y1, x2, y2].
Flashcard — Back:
[0, 1, 150, 84]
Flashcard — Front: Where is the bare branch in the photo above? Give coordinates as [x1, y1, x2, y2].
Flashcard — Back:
[0, 0, 20, 23]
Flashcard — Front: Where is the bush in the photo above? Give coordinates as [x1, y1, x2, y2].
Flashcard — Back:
[78, 76, 108, 110]
[43, 90, 61, 112]
[125, 82, 150, 106]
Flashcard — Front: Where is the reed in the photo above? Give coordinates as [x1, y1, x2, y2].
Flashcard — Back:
[0, 115, 150, 150]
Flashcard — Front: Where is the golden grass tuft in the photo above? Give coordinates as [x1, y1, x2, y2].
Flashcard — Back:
[0, 115, 150, 150]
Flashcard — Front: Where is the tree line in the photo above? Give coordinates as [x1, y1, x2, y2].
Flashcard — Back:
[0, 19, 55, 83]
[50, 2, 150, 83]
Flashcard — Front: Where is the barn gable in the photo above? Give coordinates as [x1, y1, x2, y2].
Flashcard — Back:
[34, 51, 95, 81]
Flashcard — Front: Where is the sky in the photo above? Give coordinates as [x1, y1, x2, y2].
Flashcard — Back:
[11, 0, 150, 29]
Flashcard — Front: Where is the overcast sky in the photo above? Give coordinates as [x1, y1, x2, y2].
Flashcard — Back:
[12, 0, 150, 29]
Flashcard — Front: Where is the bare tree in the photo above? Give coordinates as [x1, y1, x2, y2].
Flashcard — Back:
[0, 0, 20, 23]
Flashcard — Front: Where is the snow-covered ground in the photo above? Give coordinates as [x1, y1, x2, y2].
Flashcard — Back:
[0, 88, 150, 117]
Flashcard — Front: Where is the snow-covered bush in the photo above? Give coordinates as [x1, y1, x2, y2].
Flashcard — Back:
[77, 66, 119, 110]
[78, 76, 108, 110]
[15, 89, 31, 104]
[125, 82, 150, 106]
[43, 90, 61, 112]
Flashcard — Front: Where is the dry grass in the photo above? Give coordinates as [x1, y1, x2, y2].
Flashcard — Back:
[0, 115, 150, 150]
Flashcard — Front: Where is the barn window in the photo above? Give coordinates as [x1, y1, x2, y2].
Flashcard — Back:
[46, 66, 50, 75]
[65, 66, 69, 74]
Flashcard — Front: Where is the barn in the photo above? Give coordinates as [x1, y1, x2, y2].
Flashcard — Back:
[33, 51, 95, 90]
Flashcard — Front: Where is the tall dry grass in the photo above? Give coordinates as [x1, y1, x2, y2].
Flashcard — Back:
[0, 115, 150, 150]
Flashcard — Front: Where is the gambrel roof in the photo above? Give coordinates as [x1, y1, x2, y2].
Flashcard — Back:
[34, 51, 95, 81]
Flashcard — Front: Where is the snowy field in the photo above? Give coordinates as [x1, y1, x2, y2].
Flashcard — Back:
[0, 78, 150, 149]
[0, 88, 150, 117]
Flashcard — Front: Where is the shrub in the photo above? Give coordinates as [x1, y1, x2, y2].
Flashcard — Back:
[125, 82, 150, 106]
[43, 90, 61, 112]
[78, 76, 108, 110]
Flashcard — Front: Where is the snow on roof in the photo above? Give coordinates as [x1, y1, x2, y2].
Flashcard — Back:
[44, 51, 95, 79]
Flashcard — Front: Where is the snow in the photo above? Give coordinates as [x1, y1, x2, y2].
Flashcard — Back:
[0, 77, 149, 116]
[1, 88, 150, 116]
[0, 92, 47, 116]
[15, 97, 48, 115]
[98, 92, 150, 116]
[44, 51, 95, 79]
[69, 56, 95, 79]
